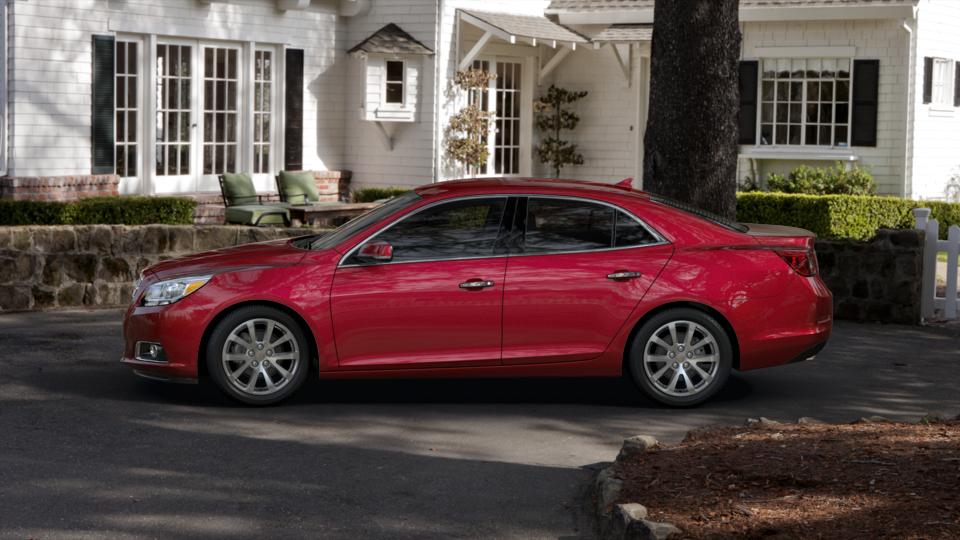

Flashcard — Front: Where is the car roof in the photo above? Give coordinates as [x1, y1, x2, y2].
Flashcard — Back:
[413, 177, 651, 199]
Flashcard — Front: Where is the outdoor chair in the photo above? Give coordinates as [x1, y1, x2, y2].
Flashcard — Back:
[218, 173, 291, 227]
[275, 170, 322, 205]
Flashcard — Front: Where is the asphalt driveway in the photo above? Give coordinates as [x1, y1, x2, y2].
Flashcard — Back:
[0, 309, 958, 539]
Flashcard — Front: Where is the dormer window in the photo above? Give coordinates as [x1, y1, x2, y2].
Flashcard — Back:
[385, 60, 404, 105]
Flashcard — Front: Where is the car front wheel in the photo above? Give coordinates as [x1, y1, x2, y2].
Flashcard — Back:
[627, 308, 732, 407]
[206, 306, 310, 405]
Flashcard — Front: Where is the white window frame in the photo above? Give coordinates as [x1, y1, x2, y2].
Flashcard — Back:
[470, 56, 531, 177]
[755, 57, 854, 149]
[383, 59, 405, 107]
[931, 57, 955, 109]
[119, 34, 282, 194]
[115, 38, 144, 183]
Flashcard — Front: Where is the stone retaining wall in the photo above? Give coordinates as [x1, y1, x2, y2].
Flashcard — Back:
[816, 229, 924, 324]
[0, 225, 314, 312]
[0, 226, 927, 323]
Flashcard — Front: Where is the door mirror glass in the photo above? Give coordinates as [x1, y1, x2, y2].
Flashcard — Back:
[357, 241, 394, 263]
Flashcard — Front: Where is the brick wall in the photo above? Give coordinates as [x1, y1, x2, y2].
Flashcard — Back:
[0, 174, 120, 201]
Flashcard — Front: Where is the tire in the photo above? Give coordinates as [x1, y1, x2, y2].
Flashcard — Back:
[627, 308, 733, 407]
[205, 306, 310, 406]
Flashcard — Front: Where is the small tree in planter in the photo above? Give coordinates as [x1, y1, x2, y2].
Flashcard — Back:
[534, 85, 588, 178]
[445, 69, 497, 175]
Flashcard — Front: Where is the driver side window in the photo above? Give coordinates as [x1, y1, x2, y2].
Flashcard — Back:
[356, 197, 508, 263]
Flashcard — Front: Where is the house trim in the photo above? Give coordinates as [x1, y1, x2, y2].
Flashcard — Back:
[749, 46, 856, 59]
[554, 5, 917, 25]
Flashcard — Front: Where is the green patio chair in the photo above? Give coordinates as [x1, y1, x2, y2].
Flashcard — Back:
[275, 170, 321, 205]
[218, 172, 290, 227]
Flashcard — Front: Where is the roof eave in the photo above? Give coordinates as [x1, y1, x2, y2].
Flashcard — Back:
[555, 4, 917, 25]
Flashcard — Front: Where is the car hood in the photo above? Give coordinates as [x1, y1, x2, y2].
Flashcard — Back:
[144, 238, 309, 282]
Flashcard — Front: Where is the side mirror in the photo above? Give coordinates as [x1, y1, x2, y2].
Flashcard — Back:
[357, 241, 394, 263]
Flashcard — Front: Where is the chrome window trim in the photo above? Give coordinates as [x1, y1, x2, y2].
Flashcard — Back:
[337, 193, 670, 268]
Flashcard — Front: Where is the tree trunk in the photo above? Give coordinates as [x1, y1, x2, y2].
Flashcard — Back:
[642, 0, 742, 219]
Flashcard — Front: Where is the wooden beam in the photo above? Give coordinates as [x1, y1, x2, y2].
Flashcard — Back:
[373, 121, 393, 152]
[539, 46, 572, 84]
[610, 44, 631, 86]
[459, 30, 492, 71]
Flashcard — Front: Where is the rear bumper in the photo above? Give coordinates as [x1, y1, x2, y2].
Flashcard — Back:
[737, 274, 832, 371]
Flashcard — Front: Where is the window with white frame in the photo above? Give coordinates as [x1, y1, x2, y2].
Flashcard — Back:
[385, 60, 404, 104]
[759, 58, 851, 147]
[115, 40, 139, 178]
[932, 58, 955, 107]
[253, 50, 273, 174]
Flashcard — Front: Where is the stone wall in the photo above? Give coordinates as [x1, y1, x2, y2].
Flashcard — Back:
[816, 229, 924, 325]
[0, 226, 315, 312]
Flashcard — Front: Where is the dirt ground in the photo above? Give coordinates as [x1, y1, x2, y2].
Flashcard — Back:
[615, 419, 960, 539]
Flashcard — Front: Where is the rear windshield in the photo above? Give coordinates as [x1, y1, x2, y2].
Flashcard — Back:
[648, 195, 749, 233]
[292, 191, 422, 250]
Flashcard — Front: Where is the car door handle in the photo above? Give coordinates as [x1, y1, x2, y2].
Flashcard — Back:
[607, 271, 642, 281]
[459, 280, 495, 290]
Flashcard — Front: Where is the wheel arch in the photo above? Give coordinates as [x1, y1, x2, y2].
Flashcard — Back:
[620, 301, 741, 373]
[197, 300, 319, 379]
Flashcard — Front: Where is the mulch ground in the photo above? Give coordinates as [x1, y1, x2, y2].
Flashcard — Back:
[615, 419, 960, 539]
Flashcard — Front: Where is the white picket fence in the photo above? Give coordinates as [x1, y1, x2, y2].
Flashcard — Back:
[914, 208, 960, 321]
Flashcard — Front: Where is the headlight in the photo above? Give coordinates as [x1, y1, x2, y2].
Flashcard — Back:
[142, 275, 212, 307]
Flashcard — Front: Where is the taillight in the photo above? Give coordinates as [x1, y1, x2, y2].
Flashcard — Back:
[776, 249, 818, 276]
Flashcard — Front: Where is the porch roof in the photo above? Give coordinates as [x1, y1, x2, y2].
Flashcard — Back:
[591, 24, 652, 44]
[459, 9, 588, 48]
[348, 23, 434, 56]
[546, 0, 916, 11]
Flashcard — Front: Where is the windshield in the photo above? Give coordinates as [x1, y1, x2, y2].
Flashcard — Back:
[648, 194, 749, 233]
[292, 191, 422, 251]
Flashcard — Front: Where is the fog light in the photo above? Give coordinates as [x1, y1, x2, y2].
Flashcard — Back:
[136, 341, 167, 363]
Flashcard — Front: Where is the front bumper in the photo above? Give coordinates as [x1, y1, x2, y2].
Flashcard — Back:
[121, 298, 208, 381]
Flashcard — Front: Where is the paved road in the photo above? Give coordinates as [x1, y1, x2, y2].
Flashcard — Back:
[0, 309, 958, 539]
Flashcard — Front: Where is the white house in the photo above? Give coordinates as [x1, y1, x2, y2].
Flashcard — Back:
[0, 0, 958, 202]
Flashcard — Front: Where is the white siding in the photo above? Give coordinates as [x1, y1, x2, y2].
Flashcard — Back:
[910, 0, 960, 200]
[6, 0, 345, 193]
[739, 18, 912, 196]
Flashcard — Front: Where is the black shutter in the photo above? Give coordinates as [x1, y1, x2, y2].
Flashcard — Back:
[738, 61, 759, 145]
[91, 35, 115, 175]
[851, 60, 879, 147]
[284, 48, 304, 171]
[954, 61, 960, 107]
[922, 56, 933, 104]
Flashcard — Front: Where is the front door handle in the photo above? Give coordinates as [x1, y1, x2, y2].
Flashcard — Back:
[459, 279, 495, 290]
[607, 271, 642, 281]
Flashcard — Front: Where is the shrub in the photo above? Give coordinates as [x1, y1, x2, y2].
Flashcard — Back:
[351, 187, 410, 203]
[766, 163, 875, 195]
[736, 192, 960, 240]
[0, 197, 196, 226]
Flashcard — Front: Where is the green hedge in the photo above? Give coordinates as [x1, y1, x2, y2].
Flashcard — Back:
[352, 187, 410, 203]
[0, 196, 197, 226]
[736, 192, 960, 240]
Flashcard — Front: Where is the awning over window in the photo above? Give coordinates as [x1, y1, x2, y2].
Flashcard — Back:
[459, 9, 588, 49]
[348, 23, 434, 56]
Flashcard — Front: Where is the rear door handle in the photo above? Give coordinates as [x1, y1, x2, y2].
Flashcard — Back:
[459, 279, 495, 290]
[607, 271, 642, 281]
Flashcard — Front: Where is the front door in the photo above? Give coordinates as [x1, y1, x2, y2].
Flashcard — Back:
[330, 197, 511, 369]
[471, 58, 531, 176]
[502, 197, 673, 365]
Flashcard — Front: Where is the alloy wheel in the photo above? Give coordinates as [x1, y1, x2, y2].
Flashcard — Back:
[642, 320, 720, 397]
[221, 318, 301, 397]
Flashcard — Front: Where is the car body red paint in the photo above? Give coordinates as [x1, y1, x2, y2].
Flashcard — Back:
[122, 178, 831, 401]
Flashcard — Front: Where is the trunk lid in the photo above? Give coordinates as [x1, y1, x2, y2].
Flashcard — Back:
[742, 223, 815, 249]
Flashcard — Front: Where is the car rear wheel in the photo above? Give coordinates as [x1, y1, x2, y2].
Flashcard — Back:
[206, 306, 309, 405]
[627, 308, 732, 407]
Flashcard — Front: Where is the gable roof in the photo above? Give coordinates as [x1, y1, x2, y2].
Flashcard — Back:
[348, 23, 433, 56]
[546, 0, 915, 11]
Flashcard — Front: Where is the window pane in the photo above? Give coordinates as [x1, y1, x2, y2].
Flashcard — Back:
[524, 198, 614, 254]
[615, 211, 657, 247]
[789, 125, 801, 145]
[386, 60, 403, 82]
[760, 124, 773, 145]
[374, 198, 508, 262]
[386, 82, 403, 104]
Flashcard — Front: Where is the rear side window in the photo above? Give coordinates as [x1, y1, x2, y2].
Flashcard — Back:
[522, 197, 659, 254]
[369, 197, 508, 262]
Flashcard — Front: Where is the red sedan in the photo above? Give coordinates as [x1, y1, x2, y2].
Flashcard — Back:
[122, 178, 832, 407]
